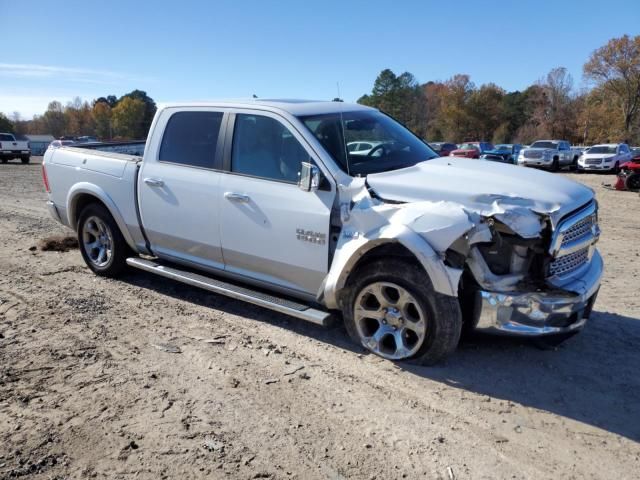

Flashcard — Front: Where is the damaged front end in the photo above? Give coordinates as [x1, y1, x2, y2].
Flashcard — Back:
[324, 179, 603, 337]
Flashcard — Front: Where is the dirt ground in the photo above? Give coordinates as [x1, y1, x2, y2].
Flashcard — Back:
[1, 158, 639, 480]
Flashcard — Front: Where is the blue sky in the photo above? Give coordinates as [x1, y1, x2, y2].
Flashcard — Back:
[1, 0, 639, 118]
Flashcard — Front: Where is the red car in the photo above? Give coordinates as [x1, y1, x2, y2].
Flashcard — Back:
[449, 142, 494, 159]
[615, 156, 640, 191]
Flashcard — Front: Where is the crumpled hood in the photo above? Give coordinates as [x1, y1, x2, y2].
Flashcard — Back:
[366, 157, 594, 225]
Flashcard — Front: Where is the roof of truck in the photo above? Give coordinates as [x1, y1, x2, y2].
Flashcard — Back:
[159, 99, 375, 116]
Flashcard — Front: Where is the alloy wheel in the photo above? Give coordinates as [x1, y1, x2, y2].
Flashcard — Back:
[353, 282, 427, 360]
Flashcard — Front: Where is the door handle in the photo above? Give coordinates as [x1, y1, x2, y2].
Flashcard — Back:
[224, 192, 250, 203]
[144, 177, 164, 187]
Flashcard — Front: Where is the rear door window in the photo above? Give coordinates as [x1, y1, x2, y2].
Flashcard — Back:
[159, 111, 223, 168]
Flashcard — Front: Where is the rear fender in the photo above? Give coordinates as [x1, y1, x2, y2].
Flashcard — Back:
[66, 182, 137, 250]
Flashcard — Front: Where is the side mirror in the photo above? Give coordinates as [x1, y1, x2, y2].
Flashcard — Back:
[298, 162, 321, 192]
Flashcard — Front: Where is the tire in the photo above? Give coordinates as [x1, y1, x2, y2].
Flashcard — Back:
[625, 172, 640, 192]
[342, 259, 462, 365]
[571, 156, 578, 171]
[21, 156, 30, 164]
[613, 162, 620, 174]
[1, 158, 7, 164]
[551, 158, 560, 172]
[77, 203, 129, 277]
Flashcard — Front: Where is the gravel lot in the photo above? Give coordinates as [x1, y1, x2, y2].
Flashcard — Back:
[1, 158, 639, 479]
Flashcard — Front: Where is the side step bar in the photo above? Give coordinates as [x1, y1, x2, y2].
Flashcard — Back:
[126, 257, 332, 326]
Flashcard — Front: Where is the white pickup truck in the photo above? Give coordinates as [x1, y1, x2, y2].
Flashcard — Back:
[0, 133, 31, 163]
[517, 140, 581, 171]
[43, 100, 603, 364]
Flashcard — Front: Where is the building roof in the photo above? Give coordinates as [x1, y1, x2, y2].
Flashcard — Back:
[24, 134, 55, 141]
[159, 99, 373, 116]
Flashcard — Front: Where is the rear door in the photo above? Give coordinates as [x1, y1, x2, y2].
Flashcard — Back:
[218, 110, 335, 296]
[138, 108, 227, 270]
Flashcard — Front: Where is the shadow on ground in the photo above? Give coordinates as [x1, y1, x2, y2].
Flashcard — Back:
[122, 269, 640, 442]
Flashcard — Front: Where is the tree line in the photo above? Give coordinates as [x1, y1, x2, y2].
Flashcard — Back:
[1, 35, 638, 144]
[0, 90, 156, 140]
[358, 35, 640, 145]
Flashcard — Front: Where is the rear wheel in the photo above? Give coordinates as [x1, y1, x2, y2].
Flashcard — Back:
[21, 156, 30, 164]
[342, 259, 462, 365]
[77, 203, 129, 277]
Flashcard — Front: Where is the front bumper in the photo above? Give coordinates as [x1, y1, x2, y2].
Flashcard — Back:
[519, 158, 552, 168]
[578, 162, 615, 171]
[474, 250, 603, 336]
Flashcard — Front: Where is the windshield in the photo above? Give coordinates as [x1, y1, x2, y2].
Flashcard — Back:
[588, 145, 617, 154]
[458, 143, 479, 150]
[299, 110, 438, 176]
[530, 141, 558, 149]
[494, 144, 511, 150]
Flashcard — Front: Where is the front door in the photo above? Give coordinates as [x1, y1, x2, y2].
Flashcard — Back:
[138, 109, 227, 270]
[219, 112, 334, 295]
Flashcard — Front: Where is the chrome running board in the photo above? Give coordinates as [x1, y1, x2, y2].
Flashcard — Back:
[126, 257, 331, 326]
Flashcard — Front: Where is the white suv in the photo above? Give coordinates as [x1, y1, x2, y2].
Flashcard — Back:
[578, 143, 632, 173]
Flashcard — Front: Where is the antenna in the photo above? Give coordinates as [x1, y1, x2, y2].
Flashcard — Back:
[337, 81, 350, 176]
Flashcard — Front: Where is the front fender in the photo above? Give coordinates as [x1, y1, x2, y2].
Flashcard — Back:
[66, 182, 137, 250]
[322, 222, 462, 310]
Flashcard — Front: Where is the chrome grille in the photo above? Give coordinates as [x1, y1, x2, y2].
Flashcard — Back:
[560, 214, 595, 247]
[585, 158, 602, 165]
[524, 150, 543, 159]
[548, 202, 599, 281]
[549, 248, 590, 276]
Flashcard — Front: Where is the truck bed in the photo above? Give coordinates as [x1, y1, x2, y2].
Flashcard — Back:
[44, 145, 146, 252]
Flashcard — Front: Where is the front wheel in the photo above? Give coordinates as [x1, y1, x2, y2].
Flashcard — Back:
[613, 162, 620, 174]
[77, 203, 129, 277]
[551, 158, 560, 172]
[342, 259, 462, 365]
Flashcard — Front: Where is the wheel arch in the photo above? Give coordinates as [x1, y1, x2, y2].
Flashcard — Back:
[66, 184, 137, 250]
[322, 226, 462, 310]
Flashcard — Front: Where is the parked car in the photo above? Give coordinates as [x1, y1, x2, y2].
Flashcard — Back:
[480, 144, 522, 164]
[347, 141, 383, 156]
[48, 140, 75, 149]
[577, 143, 632, 173]
[517, 140, 580, 171]
[76, 136, 99, 143]
[449, 142, 494, 158]
[615, 156, 640, 191]
[43, 100, 602, 364]
[0, 133, 31, 164]
[428, 142, 458, 157]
